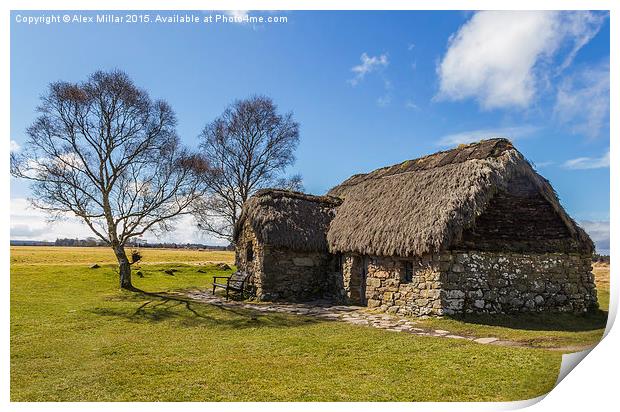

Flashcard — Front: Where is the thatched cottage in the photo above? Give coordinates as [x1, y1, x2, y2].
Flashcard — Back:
[234, 190, 343, 301]
[234, 138, 598, 315]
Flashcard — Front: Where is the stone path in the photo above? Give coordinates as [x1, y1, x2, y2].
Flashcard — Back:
[179, 290, 586, 351]
[180, 290, 510, 346]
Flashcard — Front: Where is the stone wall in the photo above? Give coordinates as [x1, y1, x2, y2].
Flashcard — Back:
[455, 175, 585, 253]
[343, 251, 597, 316]
[236, 220, 338, 301]
[259, 247, 337, 301]
[441, 251, 597, 315]
[342, 253, 444, 316]
[235, 219, 265, 296]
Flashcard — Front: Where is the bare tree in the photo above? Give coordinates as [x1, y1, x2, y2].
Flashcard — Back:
[193, 95, 301, 241]
[11, 70, 207, 290]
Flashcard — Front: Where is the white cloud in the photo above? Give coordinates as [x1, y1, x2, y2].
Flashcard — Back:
[10, 224, 49, 238]
[556, 12, 608, 72]
[11, 198, 49, 221]
[10, 198, 91, 241]
[562, 151, 609, 170]
[436, 125, 539, 147]
[579, 220, 609, 254]
[10, 140, 20, 152]
[9, 197, 227, 245]
[225, 10, 249, 22]
[554, 62, 609, 138]
[153, 214, 227, 246]
[349, 53, 389, 86]
[532, 160, 554, 168]
[436, 11, 606, 109]
[404, 100, 418, 110]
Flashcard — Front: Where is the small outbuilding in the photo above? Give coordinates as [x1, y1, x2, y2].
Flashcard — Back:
[234, 138, 598, 315]
[234, 189, 342, 301]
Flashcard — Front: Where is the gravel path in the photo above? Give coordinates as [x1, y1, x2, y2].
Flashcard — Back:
[180, 290, 586, 351]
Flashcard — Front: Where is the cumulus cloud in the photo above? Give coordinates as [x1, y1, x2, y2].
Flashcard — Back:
[436, 125, 539, 147]
[436, 11, 606, 109]
[9, 197, 227, 245]
[10, 140, 20, 152]
[349, 53, 389, 86]
[562, 151, 610, 170]
[10, 224, 48, 238]
[554, 62, 609, 138]
[10, 198, 91, 241]
[579, 220, 610, 254]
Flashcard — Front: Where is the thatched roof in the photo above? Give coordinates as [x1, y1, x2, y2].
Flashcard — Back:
[327, 138, 593, 256]
[234, 189, 342, 252]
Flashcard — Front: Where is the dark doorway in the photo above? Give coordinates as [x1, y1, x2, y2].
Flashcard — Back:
[348, 255, 369, 305]
[246, 242, 254, 262]
[359, 256, 369, 305]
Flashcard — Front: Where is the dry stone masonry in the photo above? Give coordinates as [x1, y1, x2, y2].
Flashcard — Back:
[441, 251, 597, 315]
[341, 251, 597, 315]
[236, 215, 340, 302]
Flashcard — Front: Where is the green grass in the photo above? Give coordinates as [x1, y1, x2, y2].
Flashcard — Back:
[11, 247, 564, 402]
[416, 312, 606, 350]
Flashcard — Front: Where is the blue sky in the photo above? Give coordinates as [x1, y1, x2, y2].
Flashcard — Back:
[10, 10, 610, 252]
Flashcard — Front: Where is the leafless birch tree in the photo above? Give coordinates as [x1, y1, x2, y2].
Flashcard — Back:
[192, 95, 302, 242]
[11, 70, 207, 290]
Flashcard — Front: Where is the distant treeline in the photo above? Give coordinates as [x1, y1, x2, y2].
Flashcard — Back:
[11, 237, 232, 250]
[12, 238, 607, 258]
[131, 242, 234, 251]
[592, 253, 610, 264]
[10, 240, 55, 246]
[54, 237, 106, 247]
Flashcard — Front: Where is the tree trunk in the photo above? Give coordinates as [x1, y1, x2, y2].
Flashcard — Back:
[113, 243, 133, 290]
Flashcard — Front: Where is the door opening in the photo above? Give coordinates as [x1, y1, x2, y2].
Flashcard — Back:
[359, 256, 368, 305]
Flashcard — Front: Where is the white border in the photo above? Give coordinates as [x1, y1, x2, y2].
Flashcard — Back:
[2, 1, 617, 411]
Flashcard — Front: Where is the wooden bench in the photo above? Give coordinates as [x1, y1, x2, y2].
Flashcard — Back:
[212, 271, 250, 300]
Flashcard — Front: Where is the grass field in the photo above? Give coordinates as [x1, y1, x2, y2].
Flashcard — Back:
[10, 246, 234, 266]
[10, 246, 609, 401]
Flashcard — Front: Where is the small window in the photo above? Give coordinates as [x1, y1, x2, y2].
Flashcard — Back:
[402, 261, 414, 283]
[246, 243, 254, 262]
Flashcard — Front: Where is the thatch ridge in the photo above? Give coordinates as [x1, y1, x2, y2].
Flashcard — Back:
[252, 188, 342, 205]
[327, 138, 593, 256]
[234, 189, 342, 252]
[329, 138, 514, 196]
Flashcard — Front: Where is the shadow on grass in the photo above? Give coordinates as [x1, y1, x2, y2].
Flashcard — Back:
[89, 288, 321, 330]
[445, 309, 608, 332]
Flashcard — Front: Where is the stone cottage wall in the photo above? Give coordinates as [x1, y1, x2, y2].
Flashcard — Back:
[342, 253, 444, 316]
[441, 251, 597, 315]
[344, 251, 597, 316]
[235, 220, 265, 296]
[236, 220, 338, 301]
[259, 247, 337, 301]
